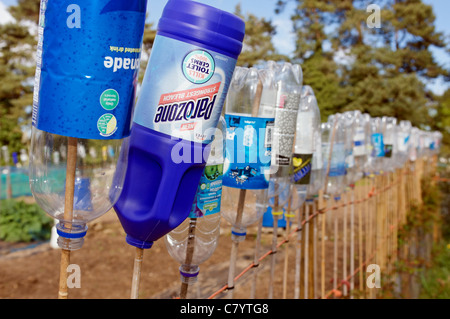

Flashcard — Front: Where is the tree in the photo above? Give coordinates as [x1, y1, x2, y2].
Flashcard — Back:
[276, 0, 347, 120]
[0, 0, 39, 162]
[234, 4, 287, 67]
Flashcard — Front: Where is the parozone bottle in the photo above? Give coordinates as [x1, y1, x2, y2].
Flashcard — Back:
[114, 0, 245, 249]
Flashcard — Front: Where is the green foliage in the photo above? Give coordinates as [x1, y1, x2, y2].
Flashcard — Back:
[234, 4, 288, 67]
[419, 243, 450, 299]
[0, 199, 53, 243]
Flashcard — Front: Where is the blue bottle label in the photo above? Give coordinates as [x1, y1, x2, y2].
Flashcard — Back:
[371, 133, 385, 157]
[133, 35, 237, 144]
[189, 164, 223, 218]
[223, 115, 274, 190]
[32, 0, 147, 139]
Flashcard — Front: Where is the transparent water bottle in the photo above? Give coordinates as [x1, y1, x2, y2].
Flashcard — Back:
[306, 121, 325, 200]
[350, 110, 367, 182]
[165, 117, 226, 288]
[221, 66, 274, 240]
[288, 85, 320, 211]
[369, 117, 385, 174]
[382, 116, 397, 172]
[267, 61, 302, 211]
[29, 0, 147, 251]
[362, 113, 374, 176]
[342, 111, 357, 186]
[322, 114, 347, 198]
[395, 120, 412, 168]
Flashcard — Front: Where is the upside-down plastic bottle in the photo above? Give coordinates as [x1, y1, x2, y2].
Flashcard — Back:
[29, 0, 148, 250]
[267, 62, 303, 213]
[288, 85, 321, 211]
[113, 0, 245, 249]
[165, 116, 226, 291]
[221, 66, 274, 240]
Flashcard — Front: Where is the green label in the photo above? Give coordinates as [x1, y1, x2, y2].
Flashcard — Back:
[100, 89, 120, 110]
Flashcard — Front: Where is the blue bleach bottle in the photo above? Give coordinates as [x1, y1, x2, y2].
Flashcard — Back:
[114, 0, 245, 249]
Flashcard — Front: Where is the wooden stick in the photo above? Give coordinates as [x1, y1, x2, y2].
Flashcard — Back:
[227, 189, 246, 299]
[282, 197, 292, 299]
[250, 217, 263, 299]
[227, 79, 263, 299]
[180, 218, 198, 299]
[308, 200, 315, 299]
[333, 197, 339, 297]
[358, 181, 364, 296]
[350, 186, 355, 298]
[294, 204, 303, 299]
[58, 136, 77, 300]
[304, 201, 310, 299]
[131, 247, 144, 299]
[313, 198, 319, 299]
[268, 195, 280, 299]
[321, 198, 328, 298]
[343, 190, 348, 297]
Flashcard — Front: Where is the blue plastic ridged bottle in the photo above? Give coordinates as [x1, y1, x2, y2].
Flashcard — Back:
[114, 0, 245, 249]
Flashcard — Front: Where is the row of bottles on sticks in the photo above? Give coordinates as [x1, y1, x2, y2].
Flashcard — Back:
[165, 60, 443, 298]
[27, 0, 441, 299]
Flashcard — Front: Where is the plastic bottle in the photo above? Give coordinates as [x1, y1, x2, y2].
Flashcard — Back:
[29, 0, 148, 250]
[395, 120, 412, 168]
[267, 62, 303, 212]
[221, 66, 274, 240]
[113, 0, 245, 249]
[369, 117, 384, 174]
[351, 110, 368, 181]
[362, 113, 374, 176]
[165, 116, 225, 289]
[322, 114, 347, 198]
[289, 85, 321, 211]
[382, 116, 397, 172]
[342, 111, 357, 186]
[306, 118, 324, 201]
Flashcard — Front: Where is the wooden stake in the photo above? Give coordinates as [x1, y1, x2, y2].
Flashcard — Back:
[350, 186, 355, 298]
[180, 218, 197, 299]
[294, 204, 303, 299]
[131, 247, 144, 299]
[58, 136, 77, 299]
[250, 217, 263, 299]
[227, 189, 246, 299]
[282, 197, 293, 299]
[308, 200, 315, 299]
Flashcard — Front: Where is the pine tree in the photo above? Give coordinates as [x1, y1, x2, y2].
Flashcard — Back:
[0, 0, 39, 162]
[234, 4, 287, 67]
[276, 0, 346, 120]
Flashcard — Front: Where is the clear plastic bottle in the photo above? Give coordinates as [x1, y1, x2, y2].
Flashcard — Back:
[381, 116, 397, 172]
[267, 61, 303, 211]
[322, 114, 347, 198]
[165, 117, 226, 287]
[395, 120, 412, 168]
[221, 66, 274, 240]
[350, 110, 367, 182]
[342, 111, 357, 186]
[362, 113, 374, 176]
[306, 122, 325, 200]
[369, 117, 385, 174]
[288, 85, 321, 211]
[29, 0, 148, 251]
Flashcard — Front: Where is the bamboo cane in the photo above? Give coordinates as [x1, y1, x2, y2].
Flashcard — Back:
[294, 204, 303, 299]
[179, 218, 198, 299]
[58, 136, 77, 299]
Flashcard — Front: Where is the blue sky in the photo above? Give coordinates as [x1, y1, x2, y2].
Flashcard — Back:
[1, 0, 448, 93]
